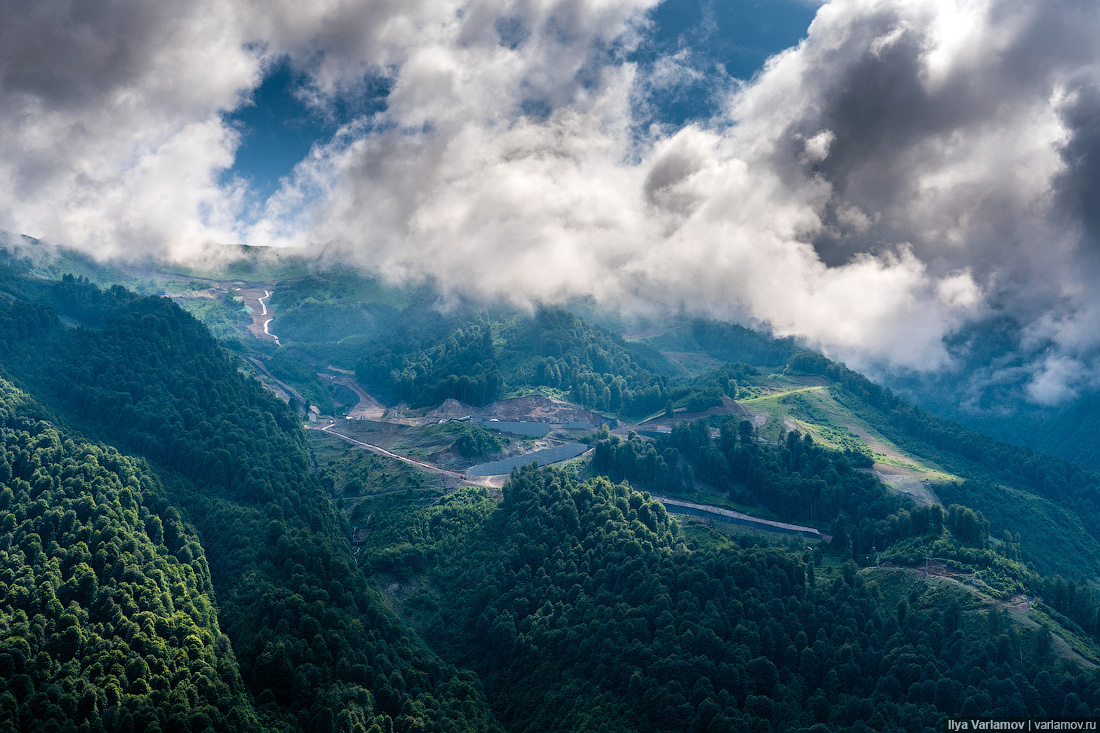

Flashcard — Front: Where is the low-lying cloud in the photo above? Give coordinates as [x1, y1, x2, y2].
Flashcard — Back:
[3, 0, 1100, 402]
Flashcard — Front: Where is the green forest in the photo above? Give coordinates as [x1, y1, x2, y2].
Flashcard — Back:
[4, 259, 1100, 730]
[357, 467, 1100, 730]
[0, 272, 499, 731]
[0, 377, 255, 731]
[350, 305, 678, 416]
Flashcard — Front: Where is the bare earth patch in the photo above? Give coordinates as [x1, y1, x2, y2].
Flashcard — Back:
[421, 396, 607, 426]
[871, 463, 941, 506]
[237, 285, 279, 345]
[319, 372, 386, 419]
[847, 423, 907, 461]
[642, 395, 747, 431]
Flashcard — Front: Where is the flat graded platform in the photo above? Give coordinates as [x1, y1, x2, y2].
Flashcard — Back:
[655, 495, 821, 539]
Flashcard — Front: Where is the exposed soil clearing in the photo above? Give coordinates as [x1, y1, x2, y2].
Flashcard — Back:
[369, 395, 608, 429]
[245, 356, 305, 405]
[316, 421, 507, 488]
[642, 395, 747, 431]
[656, 495, 821, 539]
[320, 372, 386, 419]
[870, 565, 1096, 668]
[238, 286, 280, 344]
[847, 423, 906, 460]
[424, 396, 607, 426]
[872, 463, 941, 506]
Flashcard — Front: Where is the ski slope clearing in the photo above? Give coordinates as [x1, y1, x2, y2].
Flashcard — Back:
[740, 382, 958, 505]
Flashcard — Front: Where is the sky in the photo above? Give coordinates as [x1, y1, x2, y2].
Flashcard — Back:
[2, 0, 1100, 405]
[223, 1, 818, 203]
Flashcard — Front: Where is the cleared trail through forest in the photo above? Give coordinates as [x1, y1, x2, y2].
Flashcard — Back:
[322, 371, 386, 419]
[656, 496, 822, 539]
[245, 356, 304, 405]
[317, 421, 504, 488]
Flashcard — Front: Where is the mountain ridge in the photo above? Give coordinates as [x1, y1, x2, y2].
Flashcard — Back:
[4, 246, 1100, 728]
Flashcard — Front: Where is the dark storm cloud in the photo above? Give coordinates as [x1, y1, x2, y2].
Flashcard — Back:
[3, 0, 1100, 401]
[776, 1, 1100, 275]
[677, 0, 1100, 403]
[1055, 69, 1100, 257]
[1, 1, 167, 105]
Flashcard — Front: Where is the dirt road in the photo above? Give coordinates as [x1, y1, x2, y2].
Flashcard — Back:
[654, 495, 821, 539]
[320, 372, 386, 419]
[317, 421, 506, 488]
[246, 356, 306, 405]
[238, 286, 280, 345]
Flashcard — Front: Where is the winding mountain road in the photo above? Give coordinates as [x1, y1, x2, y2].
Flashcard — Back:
[317, 421, 505, 488]
[258, 290, 280, 345]
[239, 286, 281, 345]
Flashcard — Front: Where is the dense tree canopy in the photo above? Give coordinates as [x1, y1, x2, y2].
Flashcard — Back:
[0, 377, 256, 731]
[0, 278, 501, 732]
[354, 305, 677, 415]
[7, 266, 1100, 731]
[364, 466, 1100, 732]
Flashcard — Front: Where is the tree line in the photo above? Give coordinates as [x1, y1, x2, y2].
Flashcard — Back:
[0, 274, 502, 732]
[361, 465, 1100, 731]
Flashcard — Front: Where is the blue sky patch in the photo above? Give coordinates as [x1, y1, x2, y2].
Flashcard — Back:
[224, 1, 817, 198]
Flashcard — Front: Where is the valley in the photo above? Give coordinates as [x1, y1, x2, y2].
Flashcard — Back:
[5, 3, 1099, 730]
[3, 248, 1100, 730]
[51, 258, 1090, 570]
[282, 317, 953, 535]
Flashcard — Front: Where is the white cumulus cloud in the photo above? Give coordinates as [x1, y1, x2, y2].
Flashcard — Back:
[4, 0, 1100, 397]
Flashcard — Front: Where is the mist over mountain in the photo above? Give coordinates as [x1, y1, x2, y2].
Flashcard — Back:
[10, 6, 1100, 727]
[7, 246, 1100, 728]
[3, 0, 1100, 412]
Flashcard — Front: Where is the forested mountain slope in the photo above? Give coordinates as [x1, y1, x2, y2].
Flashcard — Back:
[353, 304, 677, 416]
[0, 274, 500, 732]
[261, 274, 678, 415]
[360, 466, 1100, 731]
[0, 377, 256, 730]
[771, 353, 1100, 577]
[7, 265, 1100, 729]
